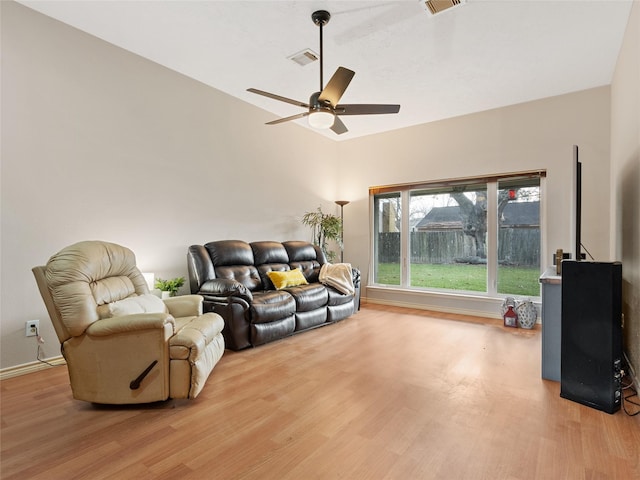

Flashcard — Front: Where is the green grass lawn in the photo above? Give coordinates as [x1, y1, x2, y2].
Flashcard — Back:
[375, 263, 540, 297]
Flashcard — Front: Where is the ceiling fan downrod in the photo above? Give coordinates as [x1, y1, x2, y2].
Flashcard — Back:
[312, 10, 331, 92]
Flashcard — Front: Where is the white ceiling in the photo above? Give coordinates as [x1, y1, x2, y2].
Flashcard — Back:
[18, 0, 634, 141]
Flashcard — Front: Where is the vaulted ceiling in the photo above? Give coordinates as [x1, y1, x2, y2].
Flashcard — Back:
[18, 0, 634, 140]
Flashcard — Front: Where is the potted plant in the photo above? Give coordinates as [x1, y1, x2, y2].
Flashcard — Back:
[302, 206, 342, 262]
[154, 276, 185, 299]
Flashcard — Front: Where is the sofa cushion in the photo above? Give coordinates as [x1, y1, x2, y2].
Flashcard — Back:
[268, 269, 309, 290]
[290, 261, 321, 282]
[327, 287, 354, 306]
[251, 241, 290, 265]
[283, 241, 318, 262]
[284, 241, 322, 282]
[295, 308, 328, 331]
[327, 302, 355, 322]
[214, 265, 262, 291]
[250, 290, 296, 324]
[285, 283, 329, 312]
[205, 240, 254, 266]
[252, 316, 295, 346]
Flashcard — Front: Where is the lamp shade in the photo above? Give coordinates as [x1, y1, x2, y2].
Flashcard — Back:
[308, 110, 335, 129]
[142, 272, 155, 291]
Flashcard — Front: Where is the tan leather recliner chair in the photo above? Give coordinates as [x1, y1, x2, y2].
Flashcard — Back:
[32, 240, 225, 404]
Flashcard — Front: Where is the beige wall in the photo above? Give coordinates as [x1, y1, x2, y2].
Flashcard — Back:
[1, 1, 634, 373]
[338, 88, 612, 315]
[1, 2, 337, 368]
[611, 1, 640, 383]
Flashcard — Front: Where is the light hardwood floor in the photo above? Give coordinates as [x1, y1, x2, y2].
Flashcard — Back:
[2, 304, 639, 479]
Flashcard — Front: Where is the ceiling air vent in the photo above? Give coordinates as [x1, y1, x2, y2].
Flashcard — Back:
[420, 0, 466, 16]
[288, 49, 318, 67]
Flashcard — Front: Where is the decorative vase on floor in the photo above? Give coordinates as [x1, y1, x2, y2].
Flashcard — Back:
[501, 297, 516, 317]
[516, 300, 537, 329]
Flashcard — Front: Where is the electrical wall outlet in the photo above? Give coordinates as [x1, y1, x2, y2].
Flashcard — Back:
[25, 320, 39, 337]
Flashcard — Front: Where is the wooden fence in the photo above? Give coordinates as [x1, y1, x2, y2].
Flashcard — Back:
[377, 229, 540, 266]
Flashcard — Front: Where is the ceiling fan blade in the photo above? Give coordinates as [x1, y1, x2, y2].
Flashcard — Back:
[266, 112, 310, 125]
[335, 104, 401, 115]
[247, 88, 309, 108]
[318, 67, 355, 107]
[330, 116, 348, 135]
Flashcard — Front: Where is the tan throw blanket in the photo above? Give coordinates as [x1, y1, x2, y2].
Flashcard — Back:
[319, 263, 354, 295]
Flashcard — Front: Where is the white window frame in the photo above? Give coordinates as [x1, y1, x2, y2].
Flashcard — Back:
[369, 171, 546, 299]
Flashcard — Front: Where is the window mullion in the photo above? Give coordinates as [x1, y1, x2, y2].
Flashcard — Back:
[486, 182, 498, 295]
[401, 190, 410, 287]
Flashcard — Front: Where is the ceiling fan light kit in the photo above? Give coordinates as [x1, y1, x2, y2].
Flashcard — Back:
[308, 111, 335, 129]
[247, 10, 400, 135]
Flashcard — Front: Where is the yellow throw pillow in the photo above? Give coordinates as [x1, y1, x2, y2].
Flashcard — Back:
[267, 269, 309, 290]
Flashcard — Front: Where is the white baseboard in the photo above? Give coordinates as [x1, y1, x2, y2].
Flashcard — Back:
[362, 288, 542, 324]
[0, 357, 66, 380]
[364, 296, 500, 319]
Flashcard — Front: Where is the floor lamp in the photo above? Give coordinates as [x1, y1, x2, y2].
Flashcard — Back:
[335, 200, 350, 263]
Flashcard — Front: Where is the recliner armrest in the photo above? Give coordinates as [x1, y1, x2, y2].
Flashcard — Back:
[164, 294, 204, 317]
[85, 313, 175, 336]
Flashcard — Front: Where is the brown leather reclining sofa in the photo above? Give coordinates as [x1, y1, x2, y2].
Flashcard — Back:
[187, 240, 361, 350]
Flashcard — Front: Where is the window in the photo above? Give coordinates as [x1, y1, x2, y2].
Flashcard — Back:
[497, 178, 541, 296]
[373, 193, 401, 285]
[371, 172, 543, 298]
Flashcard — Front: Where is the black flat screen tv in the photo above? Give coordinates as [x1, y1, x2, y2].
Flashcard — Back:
[573, 145, 583, 261]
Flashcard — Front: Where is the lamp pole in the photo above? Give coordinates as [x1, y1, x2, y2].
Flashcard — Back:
[335, 200, 350, 263]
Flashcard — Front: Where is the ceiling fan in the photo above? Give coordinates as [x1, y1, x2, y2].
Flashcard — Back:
[247, 10, 400, 135]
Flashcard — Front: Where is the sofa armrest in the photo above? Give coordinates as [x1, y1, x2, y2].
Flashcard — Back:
[202, 295, 251, 313]
[352, 267, 361, 287]
[164, 294, 203, 317]
[351, 267, 362, 311]
[199, 279, 253, 302]
[187, 245, 215, 294]
[85, 313, 175, 336]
